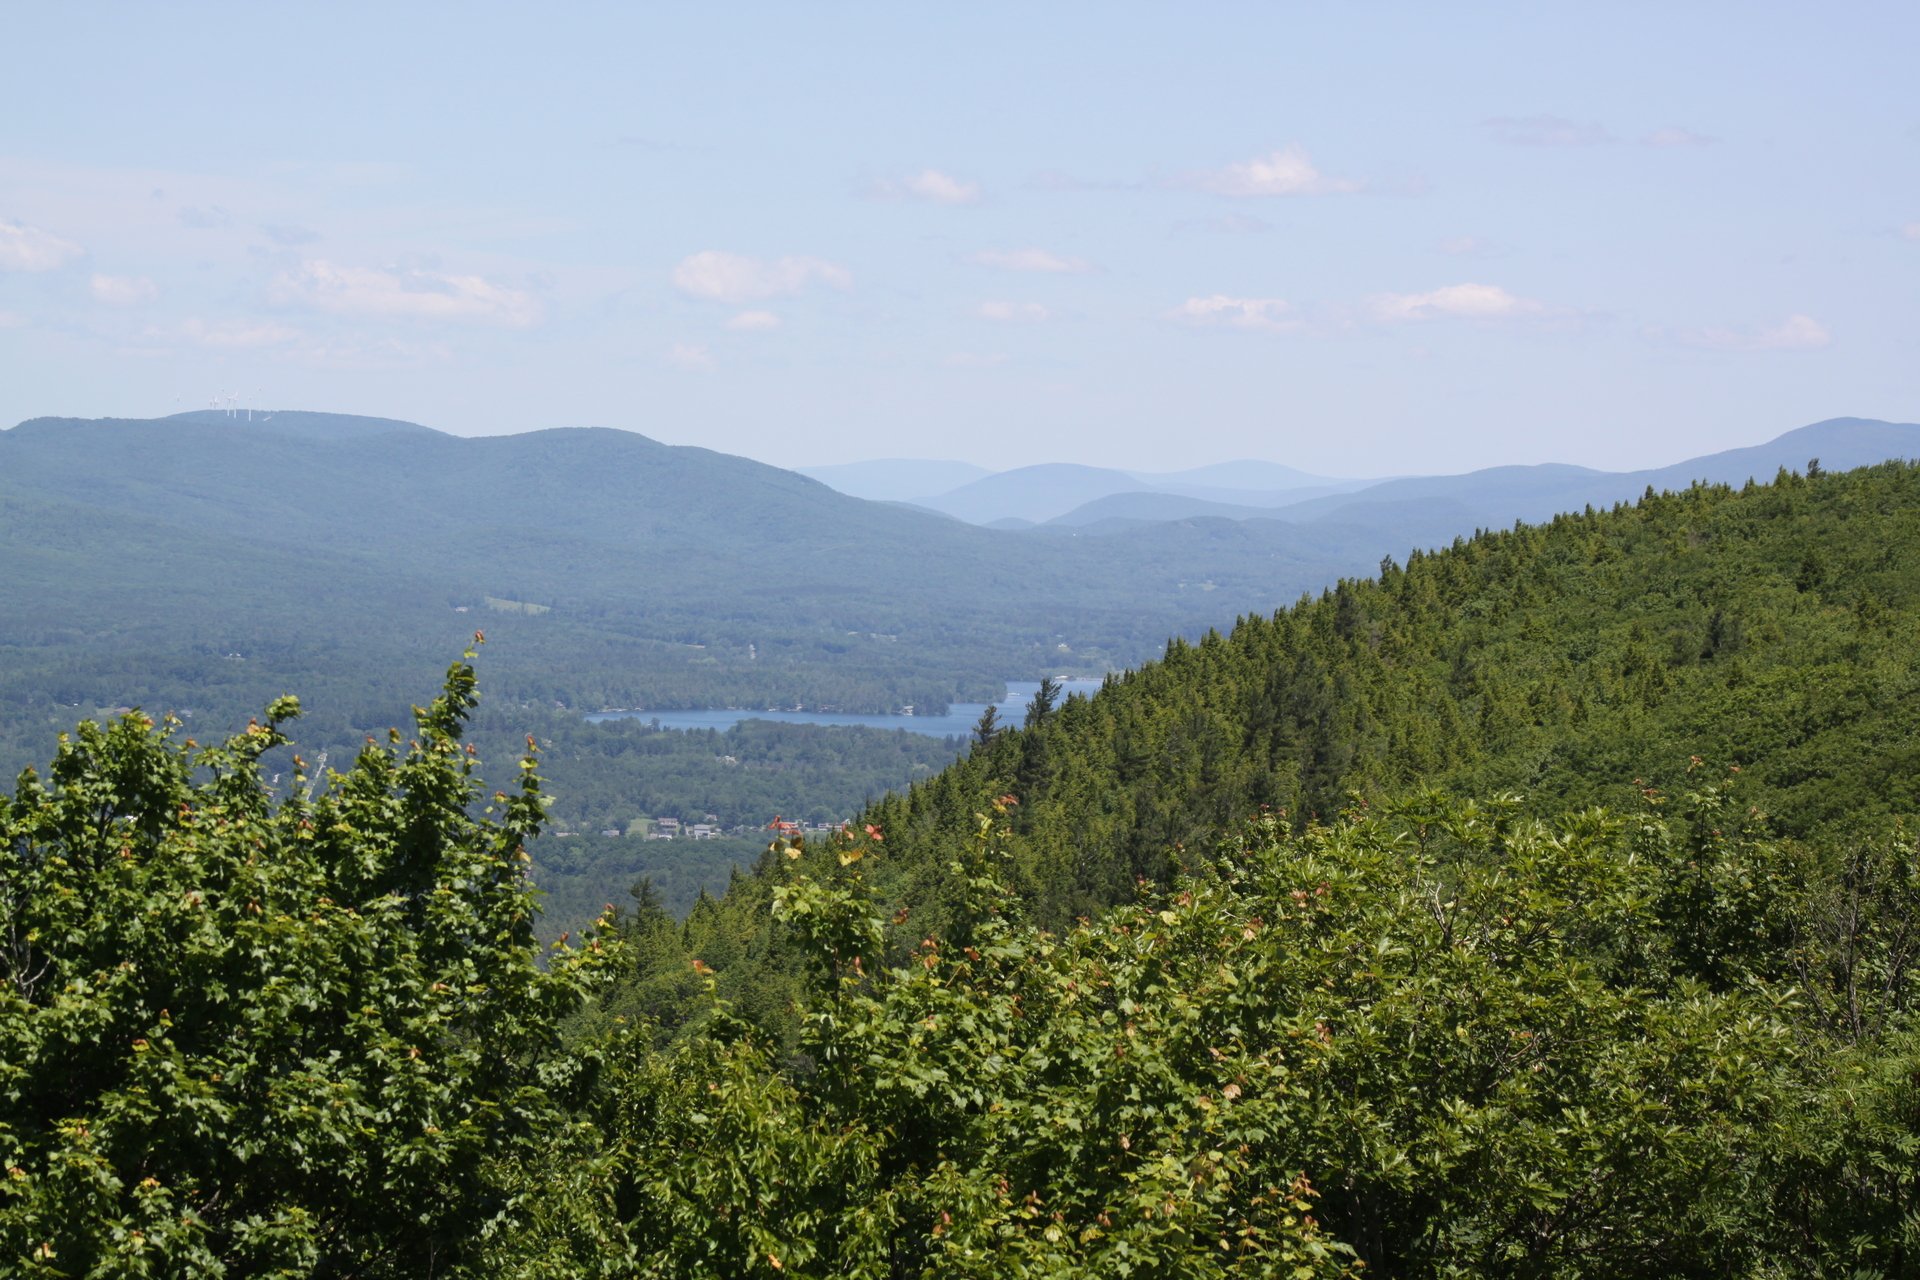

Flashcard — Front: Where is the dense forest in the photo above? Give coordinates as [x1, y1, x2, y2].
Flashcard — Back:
[515, 717, 966, 922]
[5, 461, 1919, 1274]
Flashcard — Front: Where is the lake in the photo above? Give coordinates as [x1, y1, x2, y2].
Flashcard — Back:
[584, 678, 1108, 738]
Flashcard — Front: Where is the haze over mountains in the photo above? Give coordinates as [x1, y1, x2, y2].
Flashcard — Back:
[0, 408, 1422, 776]
[807, 418, 1920, 540]
[3, 408, 1914, 784]
[801, 456, 1369, 526]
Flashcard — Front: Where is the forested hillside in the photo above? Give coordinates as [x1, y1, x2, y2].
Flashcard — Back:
[10, 458, 1919, 1272]
[616, 461, 1920, 1022]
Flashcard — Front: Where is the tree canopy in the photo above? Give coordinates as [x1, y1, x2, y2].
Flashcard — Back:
[0, 649, 613, 1276]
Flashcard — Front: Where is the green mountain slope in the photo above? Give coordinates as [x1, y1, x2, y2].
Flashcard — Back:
[634, 461, 1920, 1011]
[881, 461, 1920, 923]
[574, 460, 1920, 1273]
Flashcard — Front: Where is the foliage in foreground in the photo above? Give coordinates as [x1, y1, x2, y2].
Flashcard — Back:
[5, 654, 1918, 1276]
[585, 784, 1920, 1277]
[0, 652, 613, 1277]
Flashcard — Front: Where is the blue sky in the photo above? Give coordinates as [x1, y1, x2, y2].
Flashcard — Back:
[2, 2, 1915, 474]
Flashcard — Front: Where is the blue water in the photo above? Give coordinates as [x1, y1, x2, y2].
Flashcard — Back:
[585, 678, 1108, 738]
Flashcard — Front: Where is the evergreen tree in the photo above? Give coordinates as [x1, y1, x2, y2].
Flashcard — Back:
[1025, 674, 1062, 728]
[970, 702, 1001, 750]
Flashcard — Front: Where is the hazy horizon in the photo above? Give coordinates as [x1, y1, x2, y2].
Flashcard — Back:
[3, 3, 1915, 474]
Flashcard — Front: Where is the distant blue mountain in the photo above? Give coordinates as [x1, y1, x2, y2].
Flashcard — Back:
[163, 409, 442, 440]
[1263, 418, 1920, 544]
[1046, 492, 1299, 530]
[1027, 417, 1920, 540]
[1137, 459, 1352, 492]
[805, 454, 1366, 525]
[913, 463, 1159, 525]
[797, 458, 993, 502]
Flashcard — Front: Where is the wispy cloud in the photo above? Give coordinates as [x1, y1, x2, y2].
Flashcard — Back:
[270, 259, 542, 326]
[1900, 222, 1920, 242]
[874, 168, 982, 205]
[90, 274, 159, 305]
[726, 309, 781, 331]
[1642, 126, 1717, 148]
[1672, 313, 1830, 351]
[1166, 295, 1296, 332]
[260, 223, 322, 247]
[1183, 145, 1360, 197]
[1027, 170, 1139, 193]
[672, 250, 851, 303]
[0, 219, 83, 271]
[1483, 115, 1613, 147]
[179, 317, 304, 349]
[976, 300, 1050, 323]
[666, 342, 717, 371]
[967, 247, 1092, 274]
[1436, 235, 1501, 258]
[1369, 283, 1544, 322]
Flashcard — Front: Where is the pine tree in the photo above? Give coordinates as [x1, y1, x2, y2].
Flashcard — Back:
[971, 702, 1002, 750]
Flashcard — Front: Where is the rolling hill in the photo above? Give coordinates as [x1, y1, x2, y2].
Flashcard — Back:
[0, 411, 1419, 780]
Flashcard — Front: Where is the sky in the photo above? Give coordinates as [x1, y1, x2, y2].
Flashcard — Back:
[2, 2, 1916, 475]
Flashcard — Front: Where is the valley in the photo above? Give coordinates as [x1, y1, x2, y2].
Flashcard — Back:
[10, 10, 1912, 1272]
[5, 410, 1916, 936]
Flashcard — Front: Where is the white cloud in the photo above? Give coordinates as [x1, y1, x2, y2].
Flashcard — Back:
[270, 259, 541, 326]
[1370, 283, 1544, 322]
[877, 168, 982, 205]
[1642, 126, 1717, 148]
[1483, 115, 1613, 147]
[1188, 145, 1360, 197]
[180, 317, 303, 348]
[90, 273, 159, 306]
[967, 248, 1092, 274]
[1166, 295, 1296, 332]
[671, 251, 851, 303]
[666, 342, 716, 371]
[726, 309, 782, 331]
[976, 300, 1050, 323]
[1437, 235, 1496, 257]
[0, 219, 83, 272]
[1675, 314, 1830, 352]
